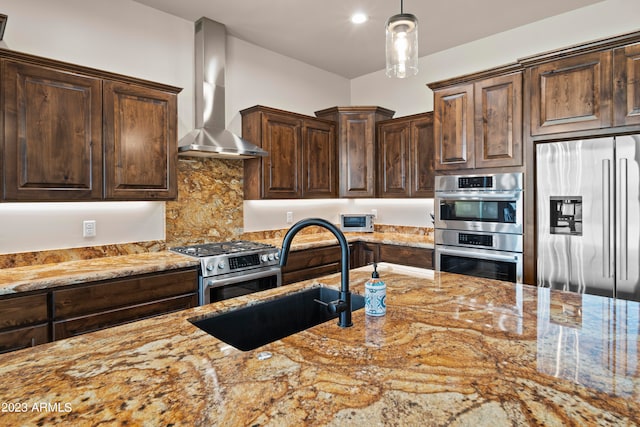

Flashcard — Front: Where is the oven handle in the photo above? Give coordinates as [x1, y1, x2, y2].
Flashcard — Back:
[435, 191, 521, 200]
[437, 246, 521, 262]
[203, 266, 282, 289]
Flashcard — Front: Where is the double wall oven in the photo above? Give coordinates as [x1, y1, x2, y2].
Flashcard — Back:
[434, 173, 524, 283]
[171, 241, 281, 305]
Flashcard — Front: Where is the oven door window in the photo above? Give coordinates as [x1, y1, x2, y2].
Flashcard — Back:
[209, 275, 278, 303]
[440, 253, 516, 282]
[440, 200, 517, 223]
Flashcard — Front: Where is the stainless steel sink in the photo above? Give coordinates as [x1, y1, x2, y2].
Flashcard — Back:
[190, 287, 365, 351]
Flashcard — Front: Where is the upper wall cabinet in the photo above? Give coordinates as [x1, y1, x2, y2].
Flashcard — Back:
[315, 106, 395, 198]
[376, 112, 434, 198]
[103, 81, 177, 200]
[521, 31, 640, 138]
[0, 49, 181, 202]
[527, 51, 612, 135]
[2, 60, 103, 201]
[429, 65, 523, 171]
[241, 106, 337, 199]
[614, 42, 640, 127]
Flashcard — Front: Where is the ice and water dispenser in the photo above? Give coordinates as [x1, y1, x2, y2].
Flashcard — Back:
[549, 197, 582, 235]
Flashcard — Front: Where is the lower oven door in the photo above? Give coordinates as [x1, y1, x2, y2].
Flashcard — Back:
[435, 245, 522, 283]
[200, 266, 282, 305]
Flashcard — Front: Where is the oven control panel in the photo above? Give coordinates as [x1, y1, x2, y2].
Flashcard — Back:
[459, 233, 493, 247]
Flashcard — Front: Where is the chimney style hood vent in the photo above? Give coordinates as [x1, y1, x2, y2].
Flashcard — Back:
[179, 17, 267, 159]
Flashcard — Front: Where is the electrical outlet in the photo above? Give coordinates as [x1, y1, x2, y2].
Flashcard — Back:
[286, 211, 294, 224]
[83, 220, 96, 238]
[371, 209, 378, 219]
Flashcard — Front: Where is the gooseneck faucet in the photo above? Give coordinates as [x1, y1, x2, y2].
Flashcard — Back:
[279, 218, 352, 327]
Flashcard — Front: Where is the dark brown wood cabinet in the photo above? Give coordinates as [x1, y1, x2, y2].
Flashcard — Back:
[528, 51, 612, 136]
[2, 59, 103, 201]
[0, 293, 49, 353]
[315, 106, 395, 197]
[378, 244, 433, 269]
[474, 73, 523, 168]
[103, 81, 178, 200]
[52, 268, 197, 340]
[282, 244, 355, 285]
[282, 242, 433, 285]
[242, 106, 337, 199]
[377, 112, 434, 198]
[433, 83, 474, 170]
[0, 48, 181, 202]
[430, 67, 522, 172]
[614, 42, 640, 127]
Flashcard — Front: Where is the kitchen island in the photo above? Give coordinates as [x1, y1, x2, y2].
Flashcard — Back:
[0, 264, 637, 426]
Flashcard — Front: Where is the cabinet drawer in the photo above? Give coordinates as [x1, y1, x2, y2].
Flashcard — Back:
[281, 245, 346, 272]
[0, 323, 49, 354]
[0, 293, 48, 329]
[282, 263, 341, 285]
[53, 294, 197, 340]
[54, 269, 197, 319]
[379, 244, 433, 269]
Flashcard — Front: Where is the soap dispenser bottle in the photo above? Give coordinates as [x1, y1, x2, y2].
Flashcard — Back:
[365, 263, 386, 316]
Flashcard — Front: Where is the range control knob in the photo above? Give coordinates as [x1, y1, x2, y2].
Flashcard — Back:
[261, 254, 269, 262]
[206, 263, 214, 272]
[218, 261, 226, 270]
[274, 252, 280, 260]
[268, 253, 275, 261]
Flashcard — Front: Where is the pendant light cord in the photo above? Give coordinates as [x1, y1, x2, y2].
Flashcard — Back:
[400, 0, 404, 14]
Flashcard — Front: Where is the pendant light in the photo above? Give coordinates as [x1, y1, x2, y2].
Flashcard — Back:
[385, 0, 418, 78]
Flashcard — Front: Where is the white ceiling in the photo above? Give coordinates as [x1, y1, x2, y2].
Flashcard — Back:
[133, 0, 603, 79]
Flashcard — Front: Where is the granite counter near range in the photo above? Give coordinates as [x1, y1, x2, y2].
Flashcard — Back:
[0, 265, 636, 426]
[0, 251, 199, 296]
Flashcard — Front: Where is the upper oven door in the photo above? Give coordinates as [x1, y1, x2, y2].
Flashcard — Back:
[435, 190, 523, 233]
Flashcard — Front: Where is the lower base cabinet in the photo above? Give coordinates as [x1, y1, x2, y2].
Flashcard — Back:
[0, 292, 49, 354]
[52, 268, 198, 340]
[282, 242, 433, 285]
[0, 267, 198, 353]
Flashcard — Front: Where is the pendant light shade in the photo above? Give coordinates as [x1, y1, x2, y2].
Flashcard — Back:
[385, 1, 418, 78]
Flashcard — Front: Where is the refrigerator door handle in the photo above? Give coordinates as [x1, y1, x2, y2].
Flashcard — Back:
[619, 158, 628, 281]
[603, 159, 613, 278]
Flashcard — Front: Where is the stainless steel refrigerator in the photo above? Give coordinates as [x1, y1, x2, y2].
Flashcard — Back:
[536, 135, 640, 302]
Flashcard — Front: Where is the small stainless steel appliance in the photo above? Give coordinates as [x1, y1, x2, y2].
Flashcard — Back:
[434, 172, 524, 283]
[340, 214, 374, 232]
[537, 136, 640, 301]
[171, 241, 281, 305]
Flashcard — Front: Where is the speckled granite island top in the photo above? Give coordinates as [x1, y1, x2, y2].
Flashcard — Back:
[0, 264, 637, 426]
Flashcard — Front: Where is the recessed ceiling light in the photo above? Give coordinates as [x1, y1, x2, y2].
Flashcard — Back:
[351, 13, 368, 24]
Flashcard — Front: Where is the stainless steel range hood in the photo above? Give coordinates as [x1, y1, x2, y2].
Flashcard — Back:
[179, 17, 267, 159]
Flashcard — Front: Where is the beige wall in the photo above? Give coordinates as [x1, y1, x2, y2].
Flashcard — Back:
[351, 0, 640, 117]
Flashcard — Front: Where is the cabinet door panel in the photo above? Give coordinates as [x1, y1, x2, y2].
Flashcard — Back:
[303, 120, 336, 198]
[261, 113, 302, 198]
[341, 113, 376, 197]
[54, 269, 197, 319]
[434, 84, 474, 170]
[103, 81, 177, 199]
[2, 60, 102, 200]
[0, 293, 48, 329]
[53, 295, 196, 340]
[474, 72, 522, 168]
[378, 121, 410, 197]
[530, 51, 612, 135]
[614, 43, 640, 126]
[0, 324, 49, 354]
[411, 114, 435, 197]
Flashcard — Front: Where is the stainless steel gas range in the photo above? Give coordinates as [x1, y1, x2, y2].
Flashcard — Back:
[171, 241, 281, 305]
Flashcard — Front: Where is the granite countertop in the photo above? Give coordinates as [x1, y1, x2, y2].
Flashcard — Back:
[0, 231, 432, 296]
[0, 251, 199, 296]
[0, 264, 636, 426]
